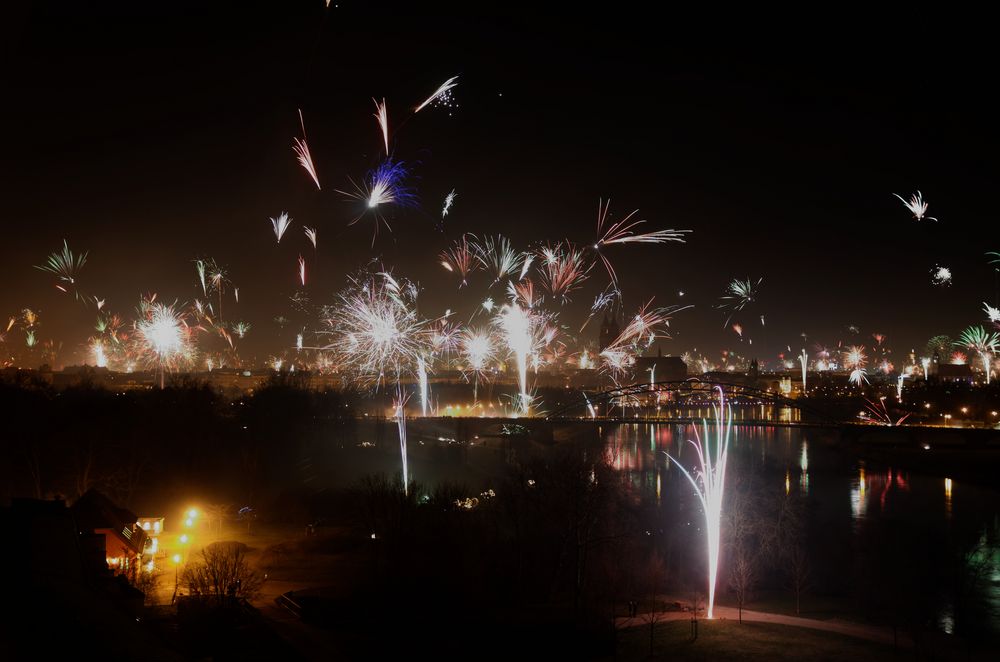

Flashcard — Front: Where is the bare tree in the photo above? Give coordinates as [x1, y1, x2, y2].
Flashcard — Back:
[641, 550, 668, 656]
[726, 486, 759, 623]
[182, 541, 265, 603]
[134, 568, 162, 606]
[729, 546, 757, 623]
[787, 540, 811, 616]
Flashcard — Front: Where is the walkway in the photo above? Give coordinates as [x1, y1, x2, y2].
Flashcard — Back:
[616, 599, 907, 648]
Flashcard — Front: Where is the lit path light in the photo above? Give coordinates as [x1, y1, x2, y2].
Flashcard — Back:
[663, 386, 732, 619]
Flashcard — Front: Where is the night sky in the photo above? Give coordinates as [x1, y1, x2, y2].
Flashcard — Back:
[4, 3, 998, 367]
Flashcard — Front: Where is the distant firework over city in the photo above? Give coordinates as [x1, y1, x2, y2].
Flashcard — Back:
[2, 4, 998, 404]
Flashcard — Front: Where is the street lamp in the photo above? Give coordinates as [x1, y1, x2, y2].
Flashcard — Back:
[172, 553, 182, 604]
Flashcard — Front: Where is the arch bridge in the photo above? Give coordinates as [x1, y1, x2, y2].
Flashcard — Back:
[545, 378, 840, 424]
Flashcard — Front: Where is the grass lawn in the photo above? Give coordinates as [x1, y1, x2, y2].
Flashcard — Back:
[612, 619, 899, 661]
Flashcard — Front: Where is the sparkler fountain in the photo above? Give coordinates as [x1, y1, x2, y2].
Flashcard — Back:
[497, 303, 533, 416]
[664, 386, 733, 619]
[799, 348, 808, 392]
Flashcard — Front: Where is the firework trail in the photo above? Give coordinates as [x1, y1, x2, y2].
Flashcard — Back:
[271, 211, 292, 243]
[373, 98, 389, 155]
[864, 396, 911, 426]
[393, 385, 411, 494]
[931, 265, 952, 286]
[35, 240, 88, 301]
[338, 159, 417, 244]
[539, 242, 591, 302]
[442, 189, 457, 218]
[439, 234, 481, 287]
[298, 255, 307, 286]
[663, 386, 733, 620]
[304, 227, 318, 250]
[207, 260, 229, 321]
[893, 191, 936, 221]
[593, 198, 691, 285]
[717, 277, 763, 327]
[414, 75, 459, 113]
[417, 355, 429, 416]
[955, 326, 999, 384]
[293, 109, 321, 190]
[950, 351, 967, 365]
[194, 259, 208, 296]
[581, 284, 620, 332]
[983, 302, 1000, 324]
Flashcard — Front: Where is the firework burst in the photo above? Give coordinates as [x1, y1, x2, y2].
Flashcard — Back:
[844, 344, 869, 386]
[442, 189, 457, 218]
[717, 277, 763, 326]
[232, 321, 251, 339]
[955, 325, 999, 384]
[474, 235, 525, 285]
[593, 198, 690, 285]
[599, 302, 687, 379]
[414, 75, 459, 113]
[931, 265, 952, 286]
[320, 270, 431, 386]
[135, 300, 195, 388]
[539, 242, 591, 302]
[439, 234, 481, 287]
[893, 190, 936, 221]
[338, 159, 417, 243]
[984, 302, 1000, 324]
[35, 240, 88, 300]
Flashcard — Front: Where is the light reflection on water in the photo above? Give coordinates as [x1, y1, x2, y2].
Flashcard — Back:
[601, 421, 1000, 637]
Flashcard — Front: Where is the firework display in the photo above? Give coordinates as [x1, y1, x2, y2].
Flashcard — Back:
[12, 66, 1000, 417]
